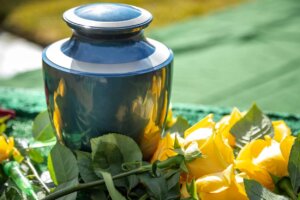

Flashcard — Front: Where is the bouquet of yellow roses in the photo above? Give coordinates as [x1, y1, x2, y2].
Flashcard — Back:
[1, 104, 299, 200]
[152, 104, 298, 200]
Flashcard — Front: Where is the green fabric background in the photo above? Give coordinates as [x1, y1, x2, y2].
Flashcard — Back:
[1, 88, 299, 142]
[0, 0, 300, 114]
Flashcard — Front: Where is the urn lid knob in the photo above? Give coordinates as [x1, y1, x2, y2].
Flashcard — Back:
[63, 3, 153, 34]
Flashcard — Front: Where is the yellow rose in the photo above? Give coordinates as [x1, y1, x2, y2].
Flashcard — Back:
[273, 120, 291, 142]
[196, 164, 248, 200]
[216, 108, 243, 147]
[181, 165, 248, 200]
[184, 114, 234, 178]
[235, 134, 295, 190]
[151, 132, 184, 163]
[0, 136, 15, 163]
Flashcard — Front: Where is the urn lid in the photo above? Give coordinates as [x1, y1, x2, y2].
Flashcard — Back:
[43, 3, 173, 76]
[63, 3, 153, 34]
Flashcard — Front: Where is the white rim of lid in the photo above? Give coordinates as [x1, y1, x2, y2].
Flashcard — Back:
[63, 5, 152, 29]
[45, 38, 171, 75]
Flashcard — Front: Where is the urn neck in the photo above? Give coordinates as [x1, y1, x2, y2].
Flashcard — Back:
[72, 29, 145, 42]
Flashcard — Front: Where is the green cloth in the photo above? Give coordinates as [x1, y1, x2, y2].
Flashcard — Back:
[1, 88, 299, 141]
[1, 0, 300, 114]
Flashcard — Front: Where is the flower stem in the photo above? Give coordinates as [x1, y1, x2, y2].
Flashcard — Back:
[42, 167, 150, 200]
[25, 158, 50, 194]
[43, 154, 184, 200]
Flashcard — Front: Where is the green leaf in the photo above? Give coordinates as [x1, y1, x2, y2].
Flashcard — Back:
[3, 184, 25, 200]
[186, 179, 199, 200]
[0, 115, 10, 124]
[54, 178, 78, 200]
[244, 179, 289, 200]
[128, 174, 139, 191]
[47, 143, 79, 185]
[165, 170, 181, 191]
[32, 110, 56, 142]
[90, 189, 107, 200]
[0, 193, 6, 200]
[75, 151, 99, 183]
[29, 139, 56, 149]
[100, 171, 126, 200]
[167, 116, 190, 136]
[92, 140, 128, 188]
[92, 141, 123, 175]
[28, 149, 44, 163]
[180, 162, 189, 173]
[91, 133, 142, 165]
[0, 123, 6, 134]
[91, 134, 142, 190]
[230, 104, 273, 148]
[138, 173, 168, 200]
[288, 134, 300, 193]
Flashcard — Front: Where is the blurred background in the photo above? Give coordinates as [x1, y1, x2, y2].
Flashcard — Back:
[0, 0, 300, 114]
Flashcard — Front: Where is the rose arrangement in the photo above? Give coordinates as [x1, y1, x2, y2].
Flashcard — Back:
[0, 104, 299, 200]
[152, 105, 298, 200]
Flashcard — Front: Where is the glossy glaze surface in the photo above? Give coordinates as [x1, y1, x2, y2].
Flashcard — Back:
[42, 3, 173, 158]
[43, 61, 172, 158]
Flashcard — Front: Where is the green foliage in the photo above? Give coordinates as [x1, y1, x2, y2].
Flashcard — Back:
[32, 110, 55, 142]
[230, 104, 274, 148]
[28, 148, 44, 163]
[44, 133, 182, 200]
[47, 142, 79, 185]
[244, 179, 289, 200]
[0, 185, 25, 200]
[167, 116, 190, 136]
[184, 179, 199, 200]
[288, 134, 300, 194]
[75, 151, 98, 183]
[0, 123, 6, 134]
[138, 172, 168, 199]
[54, 178, 78, 200]
[0, 116, 10, 134]
[91, 134, 142, 199]
[91, 134, 143, 167]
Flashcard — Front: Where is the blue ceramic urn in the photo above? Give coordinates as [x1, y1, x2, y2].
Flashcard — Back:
[42, 3, 173, 158]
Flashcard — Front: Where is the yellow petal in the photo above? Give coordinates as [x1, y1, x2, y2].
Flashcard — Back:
[184, 114, 215, 138]
[273, 121, 291, 142]
[13, 148, 24, 163]
[196, 165, 248, 200]
[6, 137, 15, 154]
[216, 108, 242, 147]
[187, 132, 234, 178]
[198, 182, 249, 200]
[0, 136, 8, 162]
[184, 127, 213, 148]
[0, 136, 14, 163]
[235, 160, 274, 190]
[236, 139, 266, 161]
[280, 135, 295, 164]
[253, 139, 287, 177]
[235, 172, 248, 196]
[150, 133, 183, 163]
[196, 165, 233, 193]
[0, 136, 8, 150]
